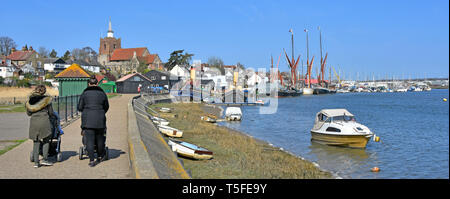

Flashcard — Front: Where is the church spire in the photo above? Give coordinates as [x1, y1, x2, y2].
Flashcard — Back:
[107, 17, 114, 38]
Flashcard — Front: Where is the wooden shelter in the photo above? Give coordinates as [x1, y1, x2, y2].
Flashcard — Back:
[55, 63, 90, 96]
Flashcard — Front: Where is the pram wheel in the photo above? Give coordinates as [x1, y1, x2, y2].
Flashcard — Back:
[57, 152, 62, 162]
[30, 151, 34, 162]
[105, 147, 109, 160]
[79, 146, 84, 160]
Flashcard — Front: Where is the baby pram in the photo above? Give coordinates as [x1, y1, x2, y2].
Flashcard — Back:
[30, 111, 64, 163]
[78, 129, 109, 160]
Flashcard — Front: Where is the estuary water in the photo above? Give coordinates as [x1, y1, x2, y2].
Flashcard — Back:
[220, 89, 449, 179]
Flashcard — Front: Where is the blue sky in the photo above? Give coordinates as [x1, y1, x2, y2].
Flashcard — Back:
[1, 0, 448, 79]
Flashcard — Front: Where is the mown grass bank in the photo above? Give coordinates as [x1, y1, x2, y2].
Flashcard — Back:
[0, 140, 27, 156]
[0, 104, 26, 113]
[148, 102, 332, 179]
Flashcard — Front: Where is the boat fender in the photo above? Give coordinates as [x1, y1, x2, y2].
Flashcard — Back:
[373, 134, 380, 142]
[375, 136, 380, 142]
[371, 167, 380, 172]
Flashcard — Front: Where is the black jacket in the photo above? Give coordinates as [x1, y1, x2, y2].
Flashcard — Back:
[77, 86, 109, 129]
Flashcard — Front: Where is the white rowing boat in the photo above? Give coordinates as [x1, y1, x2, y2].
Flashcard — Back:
[151, 116, 170, 126]
[159, 107, 172, 113]
[158, 125, 183, 138]
[168, 139, 213, 160]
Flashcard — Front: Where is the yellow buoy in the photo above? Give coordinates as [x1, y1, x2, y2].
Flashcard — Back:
[443, 98, 448, 102]
[375, 136, 380, 142]
[371, 167, 380, 172]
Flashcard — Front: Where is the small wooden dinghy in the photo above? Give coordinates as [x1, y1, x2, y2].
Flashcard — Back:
[159, 107, 172, 113]
[168, 139, 213, 160]
[201, 116, 216, 123]
[158, 125, 183, 138]
[151, 116, 170, 126]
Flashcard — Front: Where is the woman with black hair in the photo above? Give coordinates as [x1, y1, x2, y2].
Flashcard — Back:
[77, 76, 109, 167]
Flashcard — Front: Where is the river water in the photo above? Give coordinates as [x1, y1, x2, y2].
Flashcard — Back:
[220, 89, 449, 179]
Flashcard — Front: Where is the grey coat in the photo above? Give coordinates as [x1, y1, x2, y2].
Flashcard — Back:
[26, 94, 55, 141]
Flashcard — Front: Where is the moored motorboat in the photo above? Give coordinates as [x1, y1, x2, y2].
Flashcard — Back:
[225, 107, 242, 121]
[302, 87, 314, 95]
[168, 139, 213, 160]
[310, 109, 374, 148]
[158, 125, 183, 138]
[255, 100, 265, 105]
[277, 88, 302, 97]
[395, 88, 407, 92]
[313, 87, 335, 95]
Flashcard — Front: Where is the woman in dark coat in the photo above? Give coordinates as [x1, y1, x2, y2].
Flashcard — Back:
[77, 76, 109, 167]
[26, 85, 55, 168]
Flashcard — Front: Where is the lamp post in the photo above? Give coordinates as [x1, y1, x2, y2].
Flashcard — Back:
[200, 64, 204, 102]
[190, 66, 194, 102]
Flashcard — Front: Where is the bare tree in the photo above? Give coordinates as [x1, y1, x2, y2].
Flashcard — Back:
[0, 36, 17, 56]
[38, 46, 50, 58]
[207, 56, 225, 74]
[71, 47, 98, 63]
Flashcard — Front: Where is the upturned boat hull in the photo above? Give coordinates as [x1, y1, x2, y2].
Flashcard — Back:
[310, 131, 371, 148]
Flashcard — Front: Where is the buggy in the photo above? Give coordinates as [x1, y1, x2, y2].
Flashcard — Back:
[78, 129, 109, 160]
[30, 111, 64, 163]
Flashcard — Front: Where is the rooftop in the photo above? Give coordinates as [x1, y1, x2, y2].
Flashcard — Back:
[55, 63, 91, 78]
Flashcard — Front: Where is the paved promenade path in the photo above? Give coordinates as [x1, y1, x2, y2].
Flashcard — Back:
[0, 94, 134, 179]
[0, 112, 29, 141]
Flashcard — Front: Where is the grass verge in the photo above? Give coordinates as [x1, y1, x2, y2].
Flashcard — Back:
[0, 104, 26, 113]
[148, 102, 332, 179]
[0, 139, 27, 156]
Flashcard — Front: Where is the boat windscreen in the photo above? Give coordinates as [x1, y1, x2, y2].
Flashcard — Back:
[332, 115, 355, 122]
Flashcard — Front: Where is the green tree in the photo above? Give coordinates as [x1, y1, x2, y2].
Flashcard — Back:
[62, 50, 71, 61]
[137, 62, 148, 74]
[165, 50, 194, 71]
[49, 49, 57, 58]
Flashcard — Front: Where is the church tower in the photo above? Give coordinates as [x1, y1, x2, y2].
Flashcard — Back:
[98, 18, 121, 66]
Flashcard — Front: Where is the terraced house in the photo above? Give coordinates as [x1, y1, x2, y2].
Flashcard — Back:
[6, 46, 45, 77]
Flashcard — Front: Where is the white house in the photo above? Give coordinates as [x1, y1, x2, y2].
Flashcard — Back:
[0, 59, 15, 79]
[65, 59, 101, 73]
[43, 58, 68, 72]
[246, 73, 264, 87]
[21, 64, 36, 74]
[170, 65, 189, 80]
[209, 75, 228, 90]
